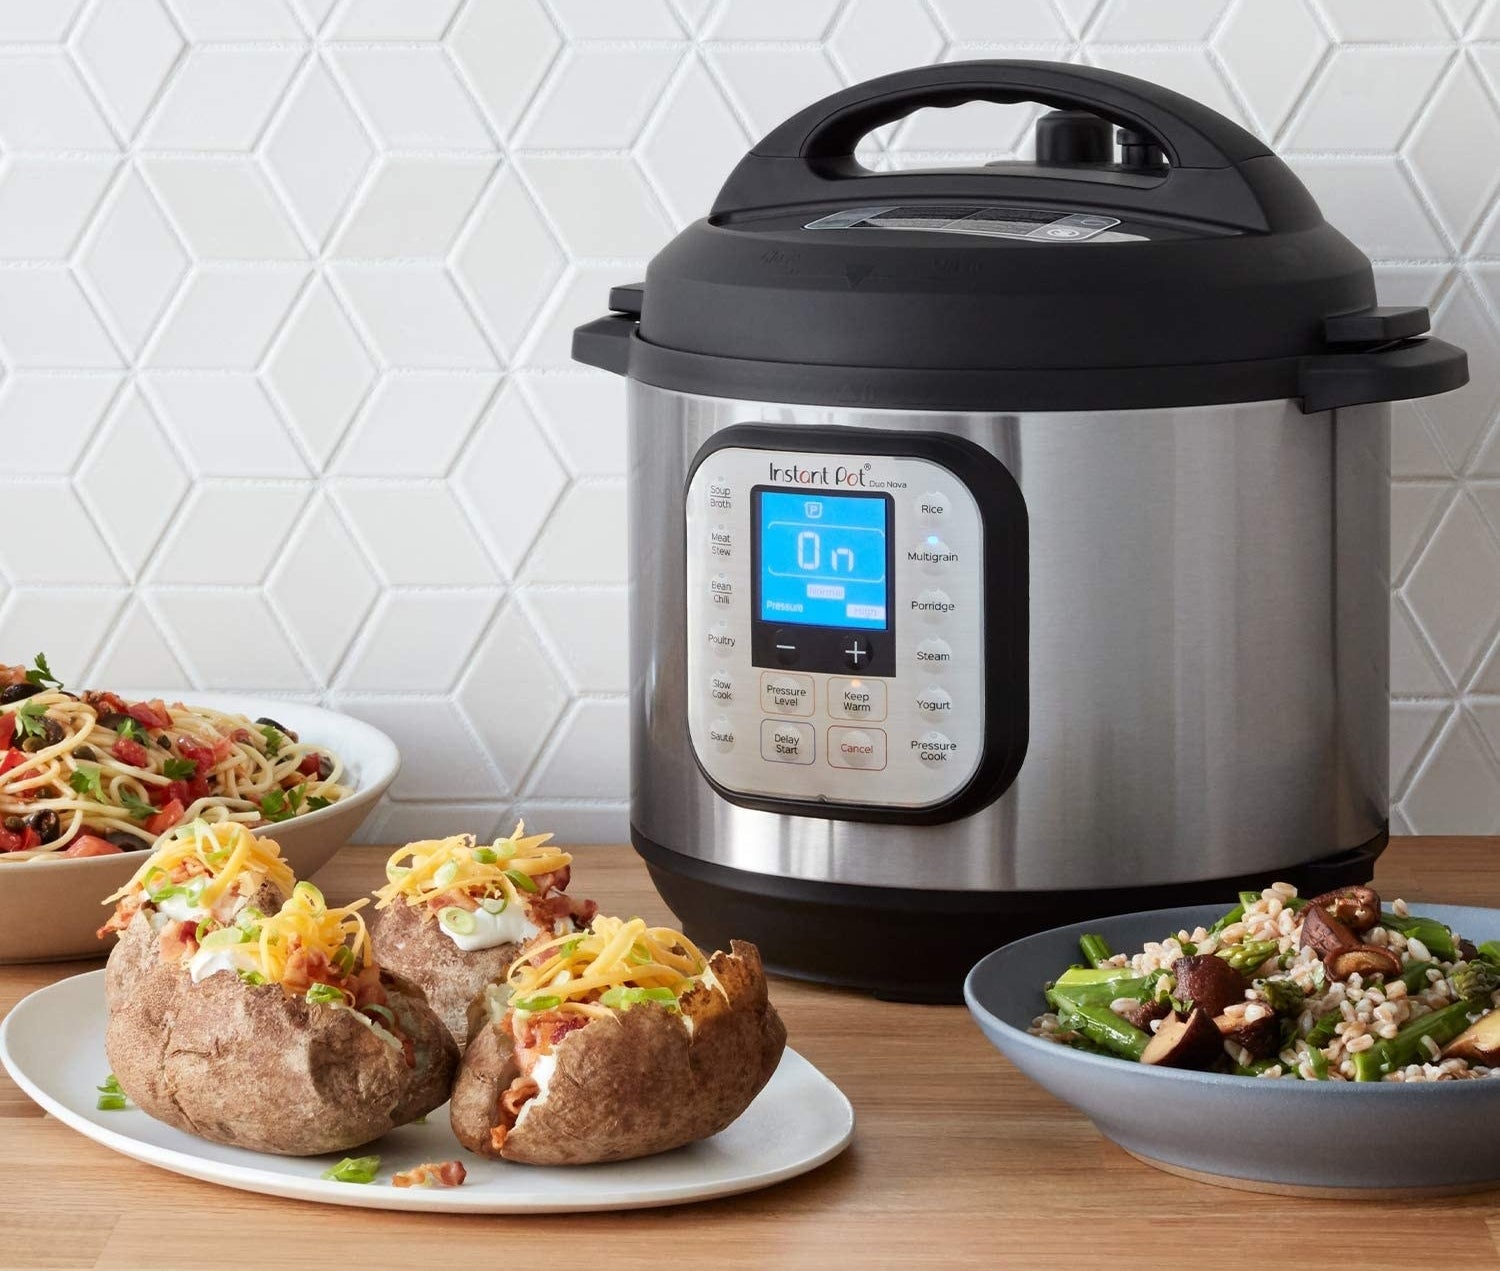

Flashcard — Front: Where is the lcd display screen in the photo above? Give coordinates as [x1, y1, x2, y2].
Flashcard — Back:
[756, 489, 889, 630]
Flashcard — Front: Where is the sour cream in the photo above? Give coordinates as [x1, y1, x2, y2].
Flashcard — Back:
[516, 1053, 559, 1125]
[155, 886, 210, 924]
[439, 901, 544, 953]
[186, 942, 255, 983]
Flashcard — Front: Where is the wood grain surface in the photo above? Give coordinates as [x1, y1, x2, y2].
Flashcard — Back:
[5, 838, 1500, 1270]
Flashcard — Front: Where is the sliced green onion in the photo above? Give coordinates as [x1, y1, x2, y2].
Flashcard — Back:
[198, 926, 249, 951]
[439, 906, 477, 936]
[628, 944, 652, 965]
[321, 1155, 380, 1184]
[386, 864, 410, 882]
[331, 945, 356, 975]
[305, 982, 345, 1005]
[363, 1003, 396, 1027]
[97, 1074, 124, 1095]
[434, 861, 459, 887]
[494, 838, 517, 859]
[238, 970, 267, 986]
[293, 881, 325, 907]
[600, 986, 680, 1012]
[96, 1094, 128, 1111]
[514, 994, 562, 1012]
[195, 918, 213, 942]
[236, 906, 264, 930]
[472, 846, 498, 865]
[480, 895, 508, 915]
[505, 868, 539, 894]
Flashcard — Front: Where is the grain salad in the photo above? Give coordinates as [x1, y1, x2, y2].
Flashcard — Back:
[1033, 884, 1500, 1081]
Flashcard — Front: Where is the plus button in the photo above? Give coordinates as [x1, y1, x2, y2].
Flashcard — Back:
[842, 633, 873, 670]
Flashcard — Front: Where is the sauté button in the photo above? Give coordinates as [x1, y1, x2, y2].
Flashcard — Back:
[915, 637, 953, 672]
[761, 718, 814, 765]
[916, 491, 951, 526]
[708, 623, 736, 657]
[760, 671, 815, 717]
[909, 534, 957, 573]
[912, 730, 958, 764]
[911, 588, 955, 624]
[709, 572, 733, 607]
[916, 685, 952, 717]
[828, 726, 886, 771]
[708, 669, 734, 704]
[828, 676, 887, 722]
[707, 717, 735, 753]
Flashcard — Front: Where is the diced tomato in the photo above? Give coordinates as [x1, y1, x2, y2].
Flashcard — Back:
[84, 690, 129, 716]
[126, 699, 172, 730]
[177, 734, 232, 769]
[63, 834, 124, 858]
[0, 826, 40, 853]
[111, 737, 149, 768]
[0, 713, 15, 750]
[150, 780, 191, 808]
[298, 753, 321, 777]
[145, 799, 185, 837]
[0, 750, 29, 779]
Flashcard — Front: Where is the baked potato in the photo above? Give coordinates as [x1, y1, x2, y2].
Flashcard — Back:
[450, 917, 786, 1165]
[103, 829, 458, 1157]
[369, 825, 597, 1045]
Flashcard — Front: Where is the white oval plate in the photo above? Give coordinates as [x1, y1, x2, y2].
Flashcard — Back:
[1, 969, 853, 1213]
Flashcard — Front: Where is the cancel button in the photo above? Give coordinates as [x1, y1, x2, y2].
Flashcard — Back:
[828, 726, 886, 771]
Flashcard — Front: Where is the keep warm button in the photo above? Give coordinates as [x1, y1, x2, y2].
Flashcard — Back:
[761, 719, 814, 765]
[912, 730, 959, 764]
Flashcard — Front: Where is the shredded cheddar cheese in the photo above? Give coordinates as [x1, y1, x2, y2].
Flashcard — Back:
[506, 916, 708, 1019]
[101, 819, 293, 908]
[244, 881, 373, 986]
[372, 822, 571, 912]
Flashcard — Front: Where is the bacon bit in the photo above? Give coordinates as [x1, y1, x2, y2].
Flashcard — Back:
[157, 919, 198, 963]
[489, 1125, 509, 1153]
[392, 1160, 466, 1189]
[351, 964, 387, 1009]
[531, 865, 571, 894]
[98, 891, 144, 938]
[425, 889, 478, 915]
[571, 897, 599, 927]
[499, 1076, 539, 1119]
[127, 699, 173, 730]
[282, 943, 334, 994]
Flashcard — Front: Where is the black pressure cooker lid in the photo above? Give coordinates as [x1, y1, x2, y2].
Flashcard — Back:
[575, 60, 1467, 414]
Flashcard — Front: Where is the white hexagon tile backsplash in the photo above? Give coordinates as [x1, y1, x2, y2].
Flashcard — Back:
[1, 0, 1500, 839]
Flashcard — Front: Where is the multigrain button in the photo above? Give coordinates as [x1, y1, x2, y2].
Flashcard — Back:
[911, 588, 955, 623]
[828, 676, 886, 722]
[760, 671, 815, 717]
[707, 717, 735, 753]
[916, 684, 953, 717]
[708, 623, 736, 658]
[761, 718, 814, 765]
[909, 534, 957, 574]
[915, 637, 953, 672]
[708, 669, 734, 704]
[912, 730, 958, 765]
[828, 726, 886, 771]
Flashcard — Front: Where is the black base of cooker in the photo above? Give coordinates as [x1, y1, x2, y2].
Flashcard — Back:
[633, 828, 1389, 1004]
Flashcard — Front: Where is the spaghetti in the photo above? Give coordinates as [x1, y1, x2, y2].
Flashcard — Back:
[0, 656, 350, 860]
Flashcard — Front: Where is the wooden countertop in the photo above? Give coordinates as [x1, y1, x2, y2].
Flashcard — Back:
[6, 838, 1500, 1269]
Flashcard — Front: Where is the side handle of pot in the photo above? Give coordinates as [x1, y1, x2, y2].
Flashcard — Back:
[1299, 336, 1468, 413]
[573, 281, 644, 377]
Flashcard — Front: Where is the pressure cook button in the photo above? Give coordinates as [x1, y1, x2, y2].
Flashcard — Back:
[828, 676, 887, 722]
[709, 525, 733, 559]
[761, 671, 815, 717]
[707, 718, 735, 753]
[912, 730, 958, 764]
[916, 685, 952, 717]
[911, 589, 955, 624]
[770, 628, 800, 666]
[916, 492, 951, 525]
[909, 535, 957, 573]
[828, 726, 886, 771]
[708, 670, 734, 704]
[840, 632, 874, 670]
[710, 573, 733, 607]
[761, 718, 814, 765]
[915, 638, 953, 672]
[708, 623, 736, 657]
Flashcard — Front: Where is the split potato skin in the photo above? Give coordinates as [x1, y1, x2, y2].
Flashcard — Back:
[105, 910, 459, 1157]
[370, 901, 525, 1046]
[451, 940, 787, 1166]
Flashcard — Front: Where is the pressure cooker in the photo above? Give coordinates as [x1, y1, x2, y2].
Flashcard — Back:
[572, 61, 1469, 1001]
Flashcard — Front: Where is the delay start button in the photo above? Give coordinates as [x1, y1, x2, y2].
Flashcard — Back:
[761, 718, 814, 765]
[912, 731, 958, 764]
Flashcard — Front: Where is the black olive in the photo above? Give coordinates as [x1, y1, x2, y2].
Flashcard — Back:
[74, 745, 95, 762]
[156, 735, 170, 748]
[97, 712, 133, 732]
[0, 683, 41, 704]
[20, 717, 64, 752]
[2, 815, 22, 833]
[255, 715, 299, 744]
[25, 809, 58, 843]
[105, 830, 145, 852]
[316, 753, 333, 780]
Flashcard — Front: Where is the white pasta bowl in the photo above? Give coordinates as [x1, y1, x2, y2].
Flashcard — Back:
[0, 695, 399, 964]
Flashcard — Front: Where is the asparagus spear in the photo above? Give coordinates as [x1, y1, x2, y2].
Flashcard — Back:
[1400, 960, 1438, 993]
[1351, 999, 1480, 1082]
[1254, 977, 1306, 1016]
[1378, 912, 1456, 961]
[1219, 939, 1280, 975]
[1078, 934, 1113, 969]
[1046, 967, 1150, 1009]
[1304, 1007, 1342, 1049]
[1055, 1002, 1150, 1061]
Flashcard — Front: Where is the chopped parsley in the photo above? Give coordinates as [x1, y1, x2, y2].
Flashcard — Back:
[69, 764, 105, 801]
[115, 716, 143, 743]
[259, 783, 306, 823]
[306, 795, 332, 811]
[24, 653, 61, 689]
[162, 757, 197, 781]
[14, 698, 48, 739]
[259, 724, 284, 757]
[120, 790, 156, 822]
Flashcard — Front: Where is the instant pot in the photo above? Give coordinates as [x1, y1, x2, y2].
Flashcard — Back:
[572, 61, 1469, 1000]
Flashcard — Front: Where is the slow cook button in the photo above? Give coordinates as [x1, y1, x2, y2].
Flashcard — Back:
[761, 718, 814, 765]
[709, 524, 733, 558]
[915, 637, 953, 672]
[911, 588, 955, 624]
[760, 671, 815, 717]
[707, 717, 735, 753]
[827, 676, 886, 722]
[908, 535, 957, 573]
[916, 684, 952, 717]
[709, 669, 734, 703]
[707, 623, 736, 657]
[912, 730, 958, 764]
[828, 726, 886, 771]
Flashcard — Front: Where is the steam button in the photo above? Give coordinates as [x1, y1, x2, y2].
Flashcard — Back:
[915, 638, 954, 673]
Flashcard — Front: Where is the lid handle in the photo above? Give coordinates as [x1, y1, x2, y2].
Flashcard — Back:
[711, 60, 1315, 232]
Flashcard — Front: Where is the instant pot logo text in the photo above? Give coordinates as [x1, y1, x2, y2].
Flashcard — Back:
[767, 460, 869, 487]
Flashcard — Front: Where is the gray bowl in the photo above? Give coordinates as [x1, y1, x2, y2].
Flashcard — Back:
[965, 902, 1500, 1195]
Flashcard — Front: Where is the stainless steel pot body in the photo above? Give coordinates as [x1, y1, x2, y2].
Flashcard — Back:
[629, 379, 1389, 893]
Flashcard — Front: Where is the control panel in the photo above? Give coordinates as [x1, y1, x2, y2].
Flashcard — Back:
[685, 426, 1027, 819]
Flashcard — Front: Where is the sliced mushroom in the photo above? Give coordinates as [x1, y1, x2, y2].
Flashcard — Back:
[1441, 1011, 1500, 1064]
[1325, 944, 1402, 983]
[1299, 904, 1359, 959]
[1172, 954, 1247, 1019]
[1213, 1011, 1281, 1059]
[1141, 1008, 1222, 1069]
[1116, 998, 1171, 1032]
[1306, 886, 1381, 933]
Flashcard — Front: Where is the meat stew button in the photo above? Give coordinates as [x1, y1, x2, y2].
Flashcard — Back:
[828, 726, 886, 770]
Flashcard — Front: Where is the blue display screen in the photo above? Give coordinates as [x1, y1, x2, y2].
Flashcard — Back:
[756, 489, 889, 630]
